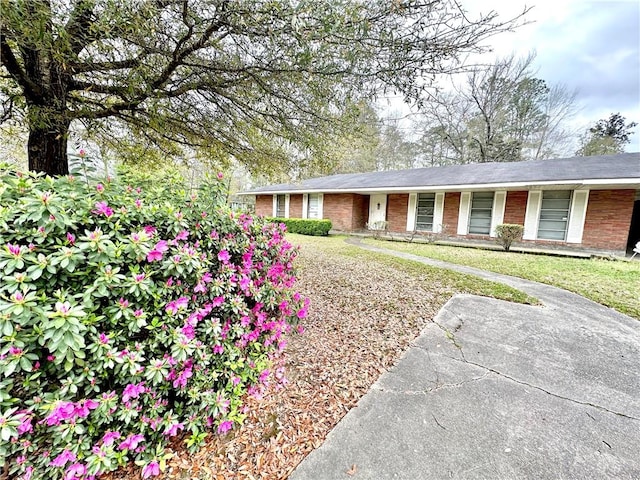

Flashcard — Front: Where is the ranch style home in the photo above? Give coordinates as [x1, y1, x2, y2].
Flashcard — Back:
[241, 153, 640, 255]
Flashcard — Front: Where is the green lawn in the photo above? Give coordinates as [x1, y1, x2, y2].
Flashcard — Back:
[288, 234, 537, 306]
[363, 238, 640, 320]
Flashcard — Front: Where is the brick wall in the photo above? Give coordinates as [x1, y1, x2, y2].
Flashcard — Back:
[442, 192, 460, 236]
[289, 194, 303, 218]
[504, 191, 528, 225]
[255, 195, 272, 216]
[324, 194, 357, 231]
[387, 194, 409, 232]
[582, 189, 635, 250]
[352, 194, 370, 230]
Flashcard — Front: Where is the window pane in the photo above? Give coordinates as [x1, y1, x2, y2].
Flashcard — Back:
[415, 193, 435, 231]
[538, 190, 571, 241]
[307, 194, 320, 219]
[469, 192, 494, 235]
[276, 195, 286, 217]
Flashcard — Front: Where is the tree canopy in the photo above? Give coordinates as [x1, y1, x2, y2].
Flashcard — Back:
[416, 53, 578, 165]
[576, 113, 638, 156]
[1, 0, 525, 176]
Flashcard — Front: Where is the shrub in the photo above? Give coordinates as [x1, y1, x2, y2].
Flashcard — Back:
[267, 217, 331, 236]
[495, 224, 524, 252]
[0, 164, 308, 480]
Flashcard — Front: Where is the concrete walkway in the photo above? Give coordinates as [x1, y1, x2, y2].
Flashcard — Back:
[290, 238, 640, 480]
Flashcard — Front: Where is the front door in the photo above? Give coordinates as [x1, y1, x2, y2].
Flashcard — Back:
[368, 194, 388, 229]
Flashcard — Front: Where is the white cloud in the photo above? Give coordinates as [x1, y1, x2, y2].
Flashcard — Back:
[463, 0, 640, 152]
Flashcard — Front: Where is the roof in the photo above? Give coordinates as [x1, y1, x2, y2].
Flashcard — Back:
[240, 153, 640, 195]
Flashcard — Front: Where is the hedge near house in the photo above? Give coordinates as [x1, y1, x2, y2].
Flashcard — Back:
[0, 164, 308, 480]
[267, 218, 332, 236]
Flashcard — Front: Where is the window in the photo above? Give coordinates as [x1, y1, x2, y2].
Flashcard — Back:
[276, 194, 286, 217]
[415, 193, 435, 231]
[538, 190, 571, 241]
[468, 192, 494, 235]
[307, 194, 320, 219]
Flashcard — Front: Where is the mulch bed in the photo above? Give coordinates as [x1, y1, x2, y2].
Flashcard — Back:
[108, 238, 453, 479]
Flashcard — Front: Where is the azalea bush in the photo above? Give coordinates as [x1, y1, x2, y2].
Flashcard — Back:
[0, 163, 308, 480]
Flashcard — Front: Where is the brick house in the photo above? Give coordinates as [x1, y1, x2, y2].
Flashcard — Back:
[242, 153, 640, 255]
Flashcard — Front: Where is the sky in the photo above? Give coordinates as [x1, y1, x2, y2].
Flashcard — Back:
[464, 0, 640, 152]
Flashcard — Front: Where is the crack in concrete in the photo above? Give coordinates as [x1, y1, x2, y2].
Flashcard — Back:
[372, 371, 491, 396]
[449, 356, 640, 422]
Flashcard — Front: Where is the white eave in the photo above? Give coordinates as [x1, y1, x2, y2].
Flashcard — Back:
[239, 178, 640, 195]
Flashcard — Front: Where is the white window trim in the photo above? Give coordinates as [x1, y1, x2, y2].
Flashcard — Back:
[317, 193, 324, 219]
[302, 194, 308, 219]
[457, 192, 471, 235]
[566, 190, 589, 243]
[523, 191, 542, 240]
[406, 193, 417, 231]
[433, 192, 445, 233]
[302, 193, 324, 219]
[272, 194, 289, 218]
[490, 191, 507, 238]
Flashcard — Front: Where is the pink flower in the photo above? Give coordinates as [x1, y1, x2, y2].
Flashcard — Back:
[146, 250, 163, 262]
[165, 296, 188, 315]
[217, 172, 224, 180]
[297, 307, 308, 319]
[118, 433, 145, 451]
[92, 201, 113, 217]
[73, 399, 99, 418]
[96, 183, 104, 193]
[66, 232, 76, 244]
[213, 344, 224, 355]
[143, 225, 156, 236]
[98, 333, 109, 344]
[212, 296, 224, 307]
[134, 198, 142, 209]
[217, 420, 233, 434]
[217, 250, 230, 264]
[17, 412, 33, 435]
[79, 149, 86, 157]
[21, 466, 34, 480]
[163, 422, 184, 437]
[181, 323, 195, 339]
[45, 401, 76, 426]
[142, 461, 160, 478]
[122, 383, 146, 402]
[9, 346, 23, 356]
[50, 449, 76, 467]
[64, 463, 86, 480]
[175, 230, 189, 241]
[6, 243, 21, 256]
[147, 240, 169, 262]
[101, 431, 121, 446]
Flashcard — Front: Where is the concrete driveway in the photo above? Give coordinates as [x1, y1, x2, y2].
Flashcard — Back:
[290, 241, 640, 480]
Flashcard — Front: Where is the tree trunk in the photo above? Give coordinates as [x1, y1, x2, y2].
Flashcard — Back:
[27, 119, 70, 176]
